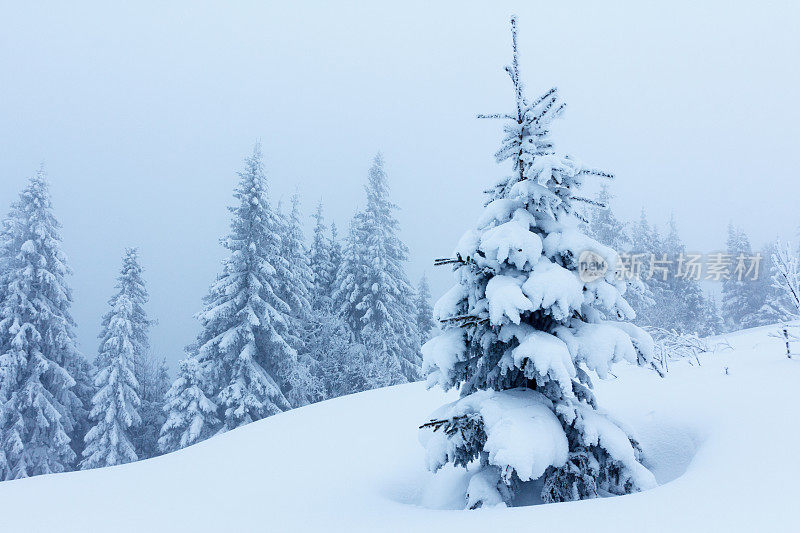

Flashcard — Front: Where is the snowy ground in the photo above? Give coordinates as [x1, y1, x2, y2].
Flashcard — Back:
[0, 325, 797, 532]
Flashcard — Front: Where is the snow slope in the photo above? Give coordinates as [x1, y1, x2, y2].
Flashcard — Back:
[0, 325, 797, 532]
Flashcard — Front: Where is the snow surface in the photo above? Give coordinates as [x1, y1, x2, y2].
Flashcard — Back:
[1, 325, 799, 532]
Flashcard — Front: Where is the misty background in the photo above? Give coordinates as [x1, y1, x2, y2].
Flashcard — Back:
[1, 1, 798, 370]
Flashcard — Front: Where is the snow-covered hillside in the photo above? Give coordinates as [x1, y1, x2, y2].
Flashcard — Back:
[0, 325, 797, 532]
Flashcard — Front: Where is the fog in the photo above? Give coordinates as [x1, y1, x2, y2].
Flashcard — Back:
[1, 1, 798, 369]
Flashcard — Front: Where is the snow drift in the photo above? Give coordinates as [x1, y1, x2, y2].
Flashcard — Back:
[0, 325, 797, 532]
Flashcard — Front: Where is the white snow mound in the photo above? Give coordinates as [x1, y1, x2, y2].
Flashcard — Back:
[0, 325, 798, 532]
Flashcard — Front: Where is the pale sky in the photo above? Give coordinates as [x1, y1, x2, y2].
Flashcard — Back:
[1, 1, 798, 369]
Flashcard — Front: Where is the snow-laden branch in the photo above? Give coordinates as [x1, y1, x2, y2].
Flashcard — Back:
[771, 241, 800, 318]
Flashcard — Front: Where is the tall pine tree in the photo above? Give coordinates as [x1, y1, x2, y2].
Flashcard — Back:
[309, 200, 336, 310]
[81, 250, 146, 469]
[158, 357, 218, 453]
[276, 194, 321, 407]
[414, 274, 436, 342]
[421, 18, 655, 507]
[333, 217, 368, 337]
[191, 144, 292, 431]
[587, 184, 628, 252]
[721, 224, 764, 331]
[699, 292, 725, 337]
[277, 194, 313, 323]
[66, 353, 94, 462]
[335, 155, 421, 382]
[628, 209, 664, 327]
[0, 169, 84, 478]
[98, 248, 158, 459]
[661, 215, 707, 334]
[301, 309, 366, 399]
[328, 221, 343, 294]
[135, 356, 170, 459]
[748, 239, 792, 326]
[589, 186, 654, 328]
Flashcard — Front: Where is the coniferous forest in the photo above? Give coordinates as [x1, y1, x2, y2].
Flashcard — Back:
[1, 5, 799, 532]
[0, 100, 794, 482]
[0, 148, 437, 476]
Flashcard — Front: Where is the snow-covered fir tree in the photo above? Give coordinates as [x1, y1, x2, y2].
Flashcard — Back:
[0, 169, 85, 479]
[309, 200, 336, 310]
[110, 249, 152, 371]
[301, 309, 368, 399]
[362, 323, 408, 388]
[158, 357, 218, 453]
[627, 209, 664, 327]
[661, 215, 707, 334]
[65, 353, 94, 461]
[420, 17, 656, 507]
[305, 199, 372, 402]
[328, 221, 343, 292]
[589, 186, 654, 328]
[414, 274, 436, 341]
[191, 144, 292, 431]
[81, 250, 150, 469]
[721, 224, 764, 331]
[333, 216, 368, 336]
[95, 248, 158, 459]
[337, 154, 421, 382]
[278, 194, 314, 322]
[587, 184, 628, 251]
[276, 193, 321, 407]
[135, 356, 170, 459]
[749, 240, 793, 326]
[764, 241, 800, 320]
[699, 293, 725, 337]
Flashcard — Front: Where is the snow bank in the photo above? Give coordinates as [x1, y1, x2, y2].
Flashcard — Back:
[0, 327, 798, 532]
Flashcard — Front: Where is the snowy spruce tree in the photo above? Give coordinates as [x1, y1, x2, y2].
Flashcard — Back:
[81, 249, 151, 469]
[328, 221, 343, 278]
[66, 353, 94, 461]
[420, 18, 656, 508]
[335, 154, 421, 382]
[158, 357, 218, 453]
[749, 240, 793, 326]
[333, 216, 368, 336]
[0, 169, 85, 479]
[662, 216, 707, 334]
[414, 274, 436, 342]
[587, 184, 628, 252]
[588, 185, 654, 328]
[191, 144, 291, 432]
[107, 249, 152, 372]
[96, 248, 159, 459]
[627, 209, 664, 328]
[276, 193, 321, 407]
[699, 293, 725, 337]
[309, 201, 337, 310]
[328, 222, 343, 293]
[277, 194, 314, 323]
[135, 356, 170, 459]
[721, 224, 764, 331]
[301, 309, 368, 399]
[763, 241, 800, 320]
[307, 204, 377, 399]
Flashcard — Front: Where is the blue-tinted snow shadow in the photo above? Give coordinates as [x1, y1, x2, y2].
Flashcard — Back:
[384, 417, 700, 510]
